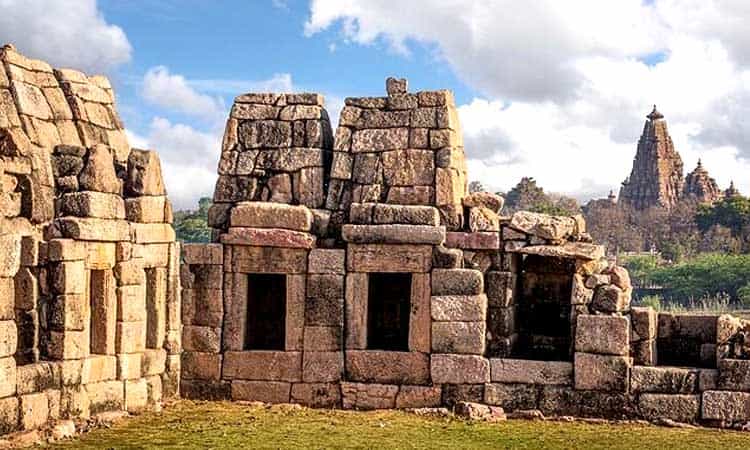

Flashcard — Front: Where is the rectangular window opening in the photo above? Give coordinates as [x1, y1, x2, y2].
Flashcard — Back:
[89, 269, 109, 355]
[512, 256, 573, 361]
[245, 273, 287, 350]
[367, 273, 411, 351]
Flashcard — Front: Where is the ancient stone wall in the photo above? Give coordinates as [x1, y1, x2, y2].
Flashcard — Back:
[0, 46, 179, 435]
[179, 78, 750, 427]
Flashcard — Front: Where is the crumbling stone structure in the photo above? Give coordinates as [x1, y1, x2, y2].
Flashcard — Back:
[180, 78, 750, 427]
[4, 48, 750, 436]
[0, 46, 179, 435]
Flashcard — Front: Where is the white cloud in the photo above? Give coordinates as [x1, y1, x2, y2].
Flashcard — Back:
[129, 118, 221, 209]
[307, 0, 750, 200]
[0, 0, 131, 73]
[142, 66, 226, 120]
[188, 73, 295, 96]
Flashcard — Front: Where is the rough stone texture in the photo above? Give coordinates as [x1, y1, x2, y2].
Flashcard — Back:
[575, 315, 630, 356]
[431, 269, 483, 295]
[229, 202, 313, 231]
[431, 295, 487, 322]
[702, 390, 750, 421]
[484, 383, 540, 411]
[431, 322, 486, 354]
[638, 394, 700, 423]
[490, 359, 572, 385]
[345, 351, 430, 385]
[431, 354, 489, 384]
[341, 382, 398, 410]
[631, 366, 699, 394]
[574, 353, 631, 392]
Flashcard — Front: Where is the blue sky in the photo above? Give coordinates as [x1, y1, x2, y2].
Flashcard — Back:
[2, 0, 750, 209]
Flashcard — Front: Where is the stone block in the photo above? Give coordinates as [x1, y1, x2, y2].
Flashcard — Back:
[125, 378, 148, 413]
[341, 382, 398, 410]
[371, 204, 440, 226]
[223, 351, 302, 382]
[468, 207, 500, 232]
[591, 285, 630, 313]
[485, 272, 515, 308]
[351, 128, 408, 152]
[15, 362, 60, 395]
[115, 321, 146, 354]
[56, 217, 131, 242]
[231, 246, 308, 274]
[142, 348, 167, 376]
[49, 330, 88, 360]
[484, 383, 539, 411]
[431, 295, 487, 322]
[574, 353, 631, 392]
[718, 359, 750, 391]
[146, 374, 163, 404]
[305, 275, 344, 327]
[116, 286, 146, 322]
[638, 394, 700, 423]
[182, 243, 223, 265]
[431, 269, 483, 295]
[131, 223, 176, 244]
[60, 385, 89, 419]
[341, 224, 445, 245]
[77, 145, 120, 194]
[0, 320, 17, 357]
[59, 191, 125, 219]
[394, 385, 442, 408]
[81, 355, 117, 384]
[231, 381, 291, 403]
[539, 386, 633, 418]
[302, 351, 343, 383]
[179, 379, 230, 400]
[575, 315, 629, 356]
[699, 369, 718, 392]
[308, 249, 345, 274]
[85, 380, 124, 414]
[345, 273, 367, 350]
[0, 277, 13, 320]
[345, 351, 430, 385]
[51, 260, 86, 295]
[702, 390, 750, 421]
[19, 392, 48, 430]
[289, 383, 340, 408]
[630, 306, 657, 341]
[431, 354, 490, 384]
[47, 239, 86, 262]
[125, 196, 166, 223]
[347, 244, 432, 273]
[229, 202, 313, 231]
[631, 366, 698, 394]
[0, 357, 17, 397]
[441, 384, 484, 406]
[117, 354, 142, 380]
[431, 321, 486, 354]
[490, 359, 573, 385]
[630, 339, 657, 366]
[126, 149, 165, 196]
[0, 396, 18, 434]
[181, 351, 222, 381]
[182, 325, 222, 353]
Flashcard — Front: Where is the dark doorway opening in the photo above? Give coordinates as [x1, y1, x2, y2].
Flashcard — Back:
[513, 256, 573, 361]
[245, 274, 287, 350]
[367, 273, 411, 351]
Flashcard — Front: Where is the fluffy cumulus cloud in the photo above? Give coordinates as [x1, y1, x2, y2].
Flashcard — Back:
[306, 0, 750, 200]
[0, 0, 131, 73]
[142, 66, 226, 121]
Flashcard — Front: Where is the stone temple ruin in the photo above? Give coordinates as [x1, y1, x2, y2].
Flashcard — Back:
[2, 46, 750, 436]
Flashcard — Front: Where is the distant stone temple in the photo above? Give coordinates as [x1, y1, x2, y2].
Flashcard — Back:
[2, 47, 750, 437]
[618, 106, 737, 209]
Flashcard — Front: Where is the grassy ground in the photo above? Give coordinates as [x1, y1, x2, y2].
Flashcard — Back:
[45, 401, 750, 450]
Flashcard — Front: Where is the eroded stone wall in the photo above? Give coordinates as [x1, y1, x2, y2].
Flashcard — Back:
[0, 46, 179, 435]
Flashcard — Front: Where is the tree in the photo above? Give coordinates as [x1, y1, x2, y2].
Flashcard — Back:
[468, 181, 485, 193]
[173, 197, 212, 243]
[502, 177, 581, 216]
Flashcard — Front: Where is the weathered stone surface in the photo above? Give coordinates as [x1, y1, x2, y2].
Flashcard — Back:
[575, 315, 630, 356]
[347, 244, 432, 273]
[345, 351, 430, 385]
[231, 381, 291, 403]
[229, 202, 312, 231]
[302, 351, 343, 383]
[638, 394, 700, 423]
[431, 354, 490, 384]
[431, 322, 485, 354]
[0, 357, 17, 397]
[0, 396, 19, 434]
[127, 149, 166, 196]
[395, 385, 443, 408]
[463, 192, 504, 213]
[305, 274, 344, 326]
[631, 366, 698, 394]
[490, 359, 573, 385]
[58, 191, 125, 219]
[590, 285, 630, 315]
[631, 306, 657, 341]
[341, 382, 398, 410]
[291, 383, 341, 408]
[124, 196, 167, 223]
[485, 272, 515, 308]
[223, 351, 302, 382]
[702, 390, 750, 421]
[381, 149, 434, 186]
[431, 269, 483, 295]
[0, 233, 21, 277]
[0, 320, 16, 358]
[124, 378, 148, 413]
[431, 295, 487, 322]
[307, 249, 345, 274]
[454, 401, 506, 422]
[510, 211, 576, 241]
[341, 224, 445, 245]
[468, 207, 500, 232]
[516, 243, 605, 261]
[182, 325, 221, 353]
[369, 204, 440, 226]
[78, 144, 120, 194]
[718, 359, 750, 391]
[444, 232, 500, 250]
[19, 392, 48, 430]
[181, 352, 222, 381]
[231, 246, 308, 274]
[85, 380, 124, 414]
[221, 227, 316, 249]
[16, 362, 59, 395]
[351, 128, 408, 152]
[56, 217, 130, 241]
[574, 353, 631, 392]
[484, 383, 540, 411]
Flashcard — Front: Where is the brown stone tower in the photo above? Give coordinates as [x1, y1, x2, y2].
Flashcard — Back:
[619, 106, 684, 210]
[684, 159, 721, 204]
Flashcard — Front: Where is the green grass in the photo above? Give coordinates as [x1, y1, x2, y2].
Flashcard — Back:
[48, 401, 749, 450]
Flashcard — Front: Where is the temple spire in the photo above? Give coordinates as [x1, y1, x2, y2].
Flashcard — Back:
[646, 104, 664, 121]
